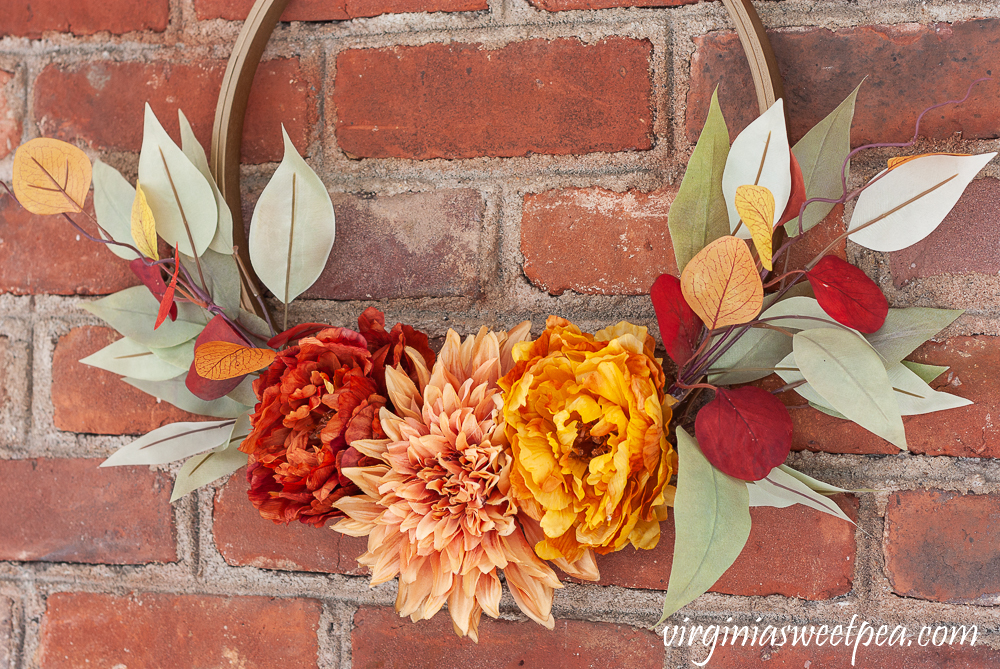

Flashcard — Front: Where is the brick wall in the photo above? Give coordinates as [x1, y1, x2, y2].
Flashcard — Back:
[2, 0, 1000, 667]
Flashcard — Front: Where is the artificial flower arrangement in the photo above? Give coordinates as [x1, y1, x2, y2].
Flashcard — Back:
[4, 75, 991, 639]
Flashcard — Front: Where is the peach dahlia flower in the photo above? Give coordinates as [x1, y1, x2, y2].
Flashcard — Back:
[333, 326, 593, 640]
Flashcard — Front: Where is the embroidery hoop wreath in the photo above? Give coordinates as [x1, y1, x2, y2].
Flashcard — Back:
[211, 0, 786, 311]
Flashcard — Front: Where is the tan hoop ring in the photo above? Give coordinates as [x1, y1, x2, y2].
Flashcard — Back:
[210, 0, 784, 312]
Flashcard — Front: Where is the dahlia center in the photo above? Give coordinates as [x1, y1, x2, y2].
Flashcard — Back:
[570, 419, 613, 460]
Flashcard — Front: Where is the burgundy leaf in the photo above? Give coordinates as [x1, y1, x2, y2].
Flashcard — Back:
[776, 150, 808, 228]
[694, 386, 794, 481]
[267, 322, 329, 350]
[650, 273, 702, 366]
[805, 255, 888, 333]
[130, 258, 177, 322]
[186, 315, 252, 401]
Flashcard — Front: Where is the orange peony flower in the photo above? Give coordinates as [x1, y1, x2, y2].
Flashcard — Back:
[333, 326, 595, 640]
[498, 316, 675, 564]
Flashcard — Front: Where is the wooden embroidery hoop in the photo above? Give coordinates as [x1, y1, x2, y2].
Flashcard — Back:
[211, 0, 785, 314]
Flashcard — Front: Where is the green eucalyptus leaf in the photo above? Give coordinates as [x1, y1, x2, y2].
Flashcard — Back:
[760, 296, 855, 334]
[786, 83, 860, 235]
[124, 375, 251, 419]
[150, 340, 195, 370]
[866, 308, 963, 364]
[778, 464, 854, 495]
[886, 361, 972, 415]
[137, 104, 217, 257]
[181, 249, 242, 315]
[747, 466, 854, 524]
[658, 427, 751, 626]
[249, 127, 335, 307]
[238, 309, 273, 344]
[706, 326, 791, 385]
[92, 159, 138, 261]
[901, 361, 949, 384]
[170, 413, 251, 502]
[809, 401, 848, 420]
[226, 376, 258, 406]
[668, 89, 731, 272]
[80, 336, 186, 381]
[102, 419, 236, 467]
[178, 110, 234, 256]
[793, 328, 906, 450]
[81, 286, 206, 348]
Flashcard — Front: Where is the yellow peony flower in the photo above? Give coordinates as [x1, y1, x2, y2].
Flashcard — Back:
[498, 316, 675, 564]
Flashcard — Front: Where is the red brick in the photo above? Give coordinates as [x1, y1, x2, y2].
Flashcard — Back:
[195, 0, 486, 21]
[890, 178, 1000, 286]
[781, 204, 847, 271]
[531, 0, 696, 9]
[782, 336, 1000, 458]
[885, 490, 1000, 603]
[0, 458, 175, 564]
[2, 0, 168, 38]
[37, 592, 320, 668]
[688, 20, 1000, 147]
[305, 189, 483, 300]
[334, 38, 653, 160]
[52, 326, 208, 435]
[352, 606, 663, 667]
[33, 59, 315, 164]
[0, 70, 21, 161]
[0, 193, 137, 295]
[213, 469, 369, 573]
[521, 187, 678, 296]
[572, 496, 856, 599]
[702, 637, 998, 668]
[0, 597, 10, 669]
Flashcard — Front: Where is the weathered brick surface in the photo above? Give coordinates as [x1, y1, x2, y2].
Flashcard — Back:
[701, 638, 997, 668]
[306, 189, 483, 300]
[781, 336, 1000, 457]
[781, 205, 847, 271]
[521, 187, 678, 296]
[575, 497, 856, 599]
[37, 593, 321, 668]
[33, 59, 315, 164]
[885, 490, 1000, 604]
[2, 0, 168, 37]
[0, 194, 137, 295]
[52, 326, 207, 435]
[195, 0, 487, 21]
[890, 178, 1000, 286]
[531, 0, 697, 9]
[0, 70, 21, 161]
[334, 38, 653, 159]
[352, 606, 663, 668]
[213, 469, 368, 573]
[0, 597, 11, 669]
[0, 458, 175, 564]
[688, 20, 1000, 146]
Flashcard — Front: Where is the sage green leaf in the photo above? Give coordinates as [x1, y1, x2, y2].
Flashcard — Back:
[249, 126, 335, 307]
[669, 89, 731, 272]
[809, 401, 848, 420]
[102, 419, 236, 467]
[150, 340, 195, 370]
[238, 309, 273, 343]
[785, 83, 860, 235]
[178, 110, 234, 256]
[124, 375, 251, 419]
[760, 296, 855, 333]
[706, 326, 790, 385]
[793, 328, 906, 449]
[775, 352, 829, 406]
[182, 249, 242, 315]
[170, 413, 250, 502]
[658, 427, 751, 626]
[81, 286, 207, 348]
[226, 376, 257, 406]
[778, 464, 856, 495]
[866, 308, 963, 364]
[137, 103, 217, 257]
[901, 361, 949, 384]
[80, 336, 186, 381]
[886, 361, 972, 415]
[747, 466, 854, 524]
[92, 160, 138, 261]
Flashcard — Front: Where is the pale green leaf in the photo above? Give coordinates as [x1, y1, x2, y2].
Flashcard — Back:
[81, 286, 207, 348]
[150, 340, 195, 370]
[226, 375, 258, 406]
[809, 401, 848, 420]
[747, 466, 854, 524]
[80, 336, 187, 381]
[786, 83, 860, 235]
[137, 104, 217, 257]
[658, 428, 750, 626]
[722, 98, 790, 238]
[793, 328, 906, 449]
[866, 307, 963, 364]
[760, 296, 855, 333]
[901, 361, 949, 384]
[669, 89, 731, 272]
[778, 464, 855, 495]
[102, 419, 235, 467]
[886, 361, 972, 415]
[170, 413, 250, 502]
[92, 160, 138, 261]
[124, 375, 252, 419]
[238, 309, 273, 343]
[849, 153, 996, 251]
[178, 109, 234, 256]
[182, 249, 242, 315]
[705, 326, 790, 385]
[249, 126, 335, 306]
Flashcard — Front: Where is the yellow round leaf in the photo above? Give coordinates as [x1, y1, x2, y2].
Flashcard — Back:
[12, 138, 92, 215]
[680, 236, 763, 330]
[195, 341, 276, 380]
[734, 184, 776, 271]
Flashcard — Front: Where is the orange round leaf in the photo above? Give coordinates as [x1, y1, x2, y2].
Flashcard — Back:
[734, 184, 775, 271]
[195, 341, 277, 380]
[12, 138, 92, 215]
[680, 236, 763, 330]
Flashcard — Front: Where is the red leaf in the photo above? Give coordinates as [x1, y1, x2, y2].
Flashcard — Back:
[694, 386, 794, 481]
[186, 315, 252, 401]
[650, 274, 702, 366]
[267, 322, 329, 349]
[805, 255, 888, 333]
[776, 150, 808, 228]
[153, 250, 180, 330]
